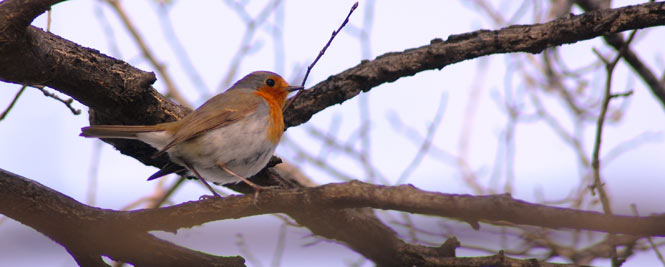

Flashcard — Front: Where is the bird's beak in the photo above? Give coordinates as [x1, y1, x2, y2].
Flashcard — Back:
[287, 85, 304, 92]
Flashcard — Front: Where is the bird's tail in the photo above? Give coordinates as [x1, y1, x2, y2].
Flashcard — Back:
[80, 125, 166, 139]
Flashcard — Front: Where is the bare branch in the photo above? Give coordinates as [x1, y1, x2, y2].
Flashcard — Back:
[301, 1, 358, 88]
[104, 0, 190, 107]
[3, 168, 665, 265]
[632, 204, 665, 266]
[2, 1, 665, 265]
[590, 28, 639, 267]
[0, 85, 26, 121]
[33, 85, 81, 115]
[0, 0, 65, 29]
[156, 4, 209, 96]
[219, 0, 283, 91]
[283, 1, 359, 111]
[395, 92, 447, 184]
[283, 2, 665, 128]
[129, 181, 665, 237]
[577, 0, 665, 112]
[1, 1, 664, 173]
[0, 168, 244, 266]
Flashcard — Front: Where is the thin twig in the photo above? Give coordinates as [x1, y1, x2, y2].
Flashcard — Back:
[283, 2, 358, 111]
[105, 0, 190, 107]
[86, 141, 103, 206]
[591, 44, 619, 265]
[511, 50, 595, 213]
[0, 85, 27, 121]
[610, 90, 634, 98]
[94, 2, 123, 58]
[152, 176, 186, 208]
[303, 124, 390, 184]
[315, 114, 343, 159]
[603, 131, 662, 166]
[395, 92, 447, 184]
[271, 223, 288, 267]
[358, 94, 373, 183]
[33, 85, 81, 115]
[46, 7, 51, 32]
[631, 204, 665, 266]
[301, 2, 357, 87]
[472, 0, 506, 25]
[386, 110, 486, 194]
[236, 233, 262, 267]
[590, 29, 639, 267]
[120, 177, 177, 211]
[281, 136, 357, 181]
[309, 124, 361, 160]
[219, 0, 283, 91]
[156, 4, 209, 96]
[460, 57, 489, 189]
[576, 0, 665, 113]
[527, 84, 590, 167]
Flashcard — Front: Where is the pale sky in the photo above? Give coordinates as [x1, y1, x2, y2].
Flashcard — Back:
[1, 1, 663, 266]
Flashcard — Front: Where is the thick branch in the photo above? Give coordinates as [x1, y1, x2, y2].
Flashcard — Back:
[2, 1, 665, 266]
[576, 0, 665, 111]
[0, 0, 187, 121]
[0, 169, 244, 266]
[284, 1, 665, 126]
[1, 1, 664, 169]
[0, 0, 64, 30]
[5, 168, 652, 266]
[0, 0, 189, 168]
[124, 180, 665, 237]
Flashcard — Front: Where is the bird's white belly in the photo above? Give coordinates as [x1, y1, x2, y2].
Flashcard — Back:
[166, 111, 277, 184]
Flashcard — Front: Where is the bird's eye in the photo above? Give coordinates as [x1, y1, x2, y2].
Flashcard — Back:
[266, 78, 275, 87]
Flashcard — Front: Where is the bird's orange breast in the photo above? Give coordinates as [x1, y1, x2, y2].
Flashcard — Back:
[253, 90, 285, 144]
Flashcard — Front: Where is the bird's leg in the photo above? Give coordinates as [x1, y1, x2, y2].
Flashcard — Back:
[217, 163, 270, 205]
[183, 161, 222, 199]
[216, 162, 270, 191]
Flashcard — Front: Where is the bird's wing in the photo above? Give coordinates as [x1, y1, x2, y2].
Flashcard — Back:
[147, 162, 187, 181]
[80, 124, 166, 139]
[155, 90, 263, 155]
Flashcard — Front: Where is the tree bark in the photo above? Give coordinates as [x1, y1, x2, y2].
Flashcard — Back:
[1, 0, 665, 266]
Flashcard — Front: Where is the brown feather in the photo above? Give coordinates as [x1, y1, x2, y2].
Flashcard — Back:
[80, 124, 168, 139]
[153, 89, 262, 156]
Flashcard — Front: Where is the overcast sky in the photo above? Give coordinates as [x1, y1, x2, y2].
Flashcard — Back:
[1, 1, 663, 266]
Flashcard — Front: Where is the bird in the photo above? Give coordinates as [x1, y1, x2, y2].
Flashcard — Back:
[80, 71, 303, 197]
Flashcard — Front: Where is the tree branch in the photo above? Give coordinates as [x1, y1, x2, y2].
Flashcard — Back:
[0, 169, 244, 266]
[122, 179, 665, 237]
[283, 1, 665, 127]
[5, 168, 662, 266]
[0, 0, 64, 30]
[2, 1, 665, 266]
[1, 1, 664, 169]
[0, 0, 189, 168]
[576, 0, 665, 112]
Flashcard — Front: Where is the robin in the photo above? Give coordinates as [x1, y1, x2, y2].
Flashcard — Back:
[80, 71, 303, 197]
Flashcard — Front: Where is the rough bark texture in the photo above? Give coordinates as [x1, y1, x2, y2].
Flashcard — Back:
[2, 0, 665, 266]
[0, 169, 244, 266]
[0, 0, 189, 167]
[576, 0, 665, 110]
[6, 168, 653, 266]
[283, 1, 665, 127]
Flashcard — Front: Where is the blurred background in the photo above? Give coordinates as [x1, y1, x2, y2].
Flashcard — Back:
[1, 0, 664, 266]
